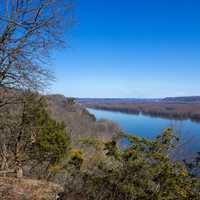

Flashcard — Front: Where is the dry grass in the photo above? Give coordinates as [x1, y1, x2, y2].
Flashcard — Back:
[0, 177, 63, 200]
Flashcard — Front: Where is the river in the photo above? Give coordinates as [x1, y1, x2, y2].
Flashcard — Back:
[88, 108, 200, 160]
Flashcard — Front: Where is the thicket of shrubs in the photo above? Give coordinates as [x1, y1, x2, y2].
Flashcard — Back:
[1, 91, 200, 199]
[61, 128, 200, 200]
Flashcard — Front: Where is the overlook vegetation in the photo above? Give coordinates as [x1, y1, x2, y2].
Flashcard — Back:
[1, 0, 200, 200]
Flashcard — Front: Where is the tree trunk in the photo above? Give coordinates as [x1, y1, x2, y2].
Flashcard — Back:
[15, 166, 23, 178]
[0, 144, 9, 177]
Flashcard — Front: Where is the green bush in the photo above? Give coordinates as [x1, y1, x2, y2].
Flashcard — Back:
[29, 101, 71, 173]
[65, 128, 200, 200]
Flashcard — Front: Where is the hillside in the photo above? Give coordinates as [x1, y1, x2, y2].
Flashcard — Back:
[0, 93, 121, 200]
[46, 95, 121, 140]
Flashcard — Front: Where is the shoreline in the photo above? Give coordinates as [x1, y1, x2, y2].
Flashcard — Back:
[86, 105, 200, 123]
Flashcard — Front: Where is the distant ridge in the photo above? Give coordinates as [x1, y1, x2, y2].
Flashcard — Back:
[163, 96, 200, 102]
[78, 96, 200, 104]
[77, 98, 161, 104]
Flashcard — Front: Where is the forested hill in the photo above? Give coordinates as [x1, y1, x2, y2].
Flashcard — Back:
[46, 95, 121, 140]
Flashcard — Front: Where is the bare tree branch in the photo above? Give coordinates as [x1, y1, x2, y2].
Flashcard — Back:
[0, 0, 74, 91]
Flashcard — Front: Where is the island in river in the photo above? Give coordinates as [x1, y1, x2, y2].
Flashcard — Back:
[78, 96, 200, 122]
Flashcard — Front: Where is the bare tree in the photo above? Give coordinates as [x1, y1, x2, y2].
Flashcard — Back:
[0, 92, 40, 175]
[0, 0, 74, 177]
[0, 0, 74, 91]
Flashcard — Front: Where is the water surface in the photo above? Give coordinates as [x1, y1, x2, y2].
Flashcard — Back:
[88, 108, 200, 160]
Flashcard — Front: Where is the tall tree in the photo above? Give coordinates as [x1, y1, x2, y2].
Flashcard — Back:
[0, 0, 74, 91]
[0, 91, 70, 177]
[0, 0, 73, 177]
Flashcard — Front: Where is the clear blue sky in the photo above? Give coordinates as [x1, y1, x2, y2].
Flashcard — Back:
[51, 0, 200, 98]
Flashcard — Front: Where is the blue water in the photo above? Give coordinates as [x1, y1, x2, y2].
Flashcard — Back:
[88, 108, 200, 160]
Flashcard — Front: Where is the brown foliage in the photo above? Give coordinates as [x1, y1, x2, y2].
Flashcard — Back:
[46, 95, 121, 140]
[0, 177, 63, 200]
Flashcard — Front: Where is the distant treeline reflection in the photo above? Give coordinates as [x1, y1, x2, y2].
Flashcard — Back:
[85, 103, 200, 122]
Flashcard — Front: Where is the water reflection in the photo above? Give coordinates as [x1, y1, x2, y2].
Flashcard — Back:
[88, 108, 200, 161]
